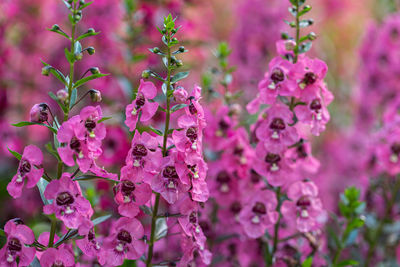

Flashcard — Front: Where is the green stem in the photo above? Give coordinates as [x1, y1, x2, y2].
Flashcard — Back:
[294, 0, 301, 64]
[48, 218, 57, 247]
[272, 187, 282, 255]
[146, 32, 173, 267]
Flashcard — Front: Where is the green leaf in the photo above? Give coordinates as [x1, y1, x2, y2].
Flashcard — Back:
[48, 28, 70, 39]
[140, 205, 152, 216]
[12, 121, 57, 134]
[157, 106, 167, 113]
[298, 5, 312, 16]
[0, 229, 5, 237]
[79, 1, 93, 9]
[74, 73, 109, 89]
[45, 142, 61, 161]
[76, 31, 100, 41]
[171, 104, 188, 113]
[148, 126, 163, 136]
[155, 218, 168, 241]
[8, 148, 22, 160]
[299, 19, 314, 28]
[40, 60, 68, 86]
[299, 42, 312, 54]
[301, 257, 313, 267]
[92, 214, 112, 226]
[284, 20, 296, 28]
[69, 88, 77, 109]
[73, 175, 116, 182]
[171, 71, 189, 84]
[337, 259, 359, 266]
[37, 178, 51, 205]
[64, 48, 74, 63]
[98, 117, 112, 123]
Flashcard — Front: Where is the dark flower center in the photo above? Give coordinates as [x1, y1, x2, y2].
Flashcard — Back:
[269, 118, 286, 131]
[233, 146, 244, 156]
[52, 261, 65, 267]
[135, 93, 146, 109]
[296, 196, 311, 208]
[121, 181, 136, 195]
[88, 229, 95, 241]
[188, 97, 197, 115]
[69, 137, 81, 152]
[132, 144, 147, 158]
[189, 212, 197, 224]
[252, 202, 267, 214]
[117, 230, 132, 244]
[310, 99, 322, 111]
[303, 72, 317, 85]
[216, 171, 230, 184]
[56, 192, 74, 206]
[230, 201, 242, 214]
[270, 68, 285, 83]
[163, 166, 179, 179]
[250, 169, 261, 183]
[84, 119, 96, 132]
[296, 145, 308, 158]
[19, 159, 31, 177]
[265, 153, 281, 164]
[186, 127, 198, 143]
[7, 238, 22, 252]
[391, 143, 400, 155]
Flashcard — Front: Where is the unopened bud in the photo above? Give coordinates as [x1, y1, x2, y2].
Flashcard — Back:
[171, 37, 178, 42]
[178, 46, 185, 52]
[308, 32, 317, 41]
[74, 11, 82, 21]
[176, 60, 183, 67]
[41, 66, 52, 76]
[142, 70, 151, 79]
[87, 28, 95, 34]
[89, 67, 100, 74]
[171, 29, 177, 34]
[89, 89, 102, 102]
[86, 47, 95, 55]
[79, 0, 85, 5]
[152, 47, 160, 53]
[51, 24, 60, 31]
[57, 89, 69, 102]
[30, 103, 49, 123]
[75, 52, 83, 60]
[230, 103, 242, 116]
[285, 40, 296, 51]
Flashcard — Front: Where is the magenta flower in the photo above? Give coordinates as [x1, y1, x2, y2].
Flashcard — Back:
[125, 79, 159, 131]
[151, 153, 190, 204]
[7, 145, 44, 198]
[40, 248, 75, 267]
[114, 178, 152, 218]
[75, 105, 106, 145]
[281, 180, 324, 232]
[43, 173, 93, 230]
[286, 141, 320, 176]
[253, 143, 292, 187]
[123, 131, 162, 182]
[57, 116, 101, 172]
[98, 217, 145, 266]
[204, 106, 236, 150]
[256, 104, 299, 153]
[0, 220, 35, 266]
[184, 85, 206, 128]
[76, 228, 101, 258]
[172, 114, 203, 161]
[179, 234, 212, 267]
[239, 190, 279, 238]
[376, 120, 400, 175]
[173, 86, 188, 103]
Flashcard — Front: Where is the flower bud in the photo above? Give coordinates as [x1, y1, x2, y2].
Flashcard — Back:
[74, 52, 83, 60]
[172, 37, 178, 42]
[230, 103, 242, 116]
[178, 46, 185, 52]
[171, 29, 177, 34]
[87, 28, 95, 34]
[86, 47, 95, 55]
[285, 40, 296, 51]
[30, 103, 49, 123]
[176, 60, 183, 67]
[173, 87, 188, 103]
[51, 24, 60, 31]
[57, 89, 69, 102]
[308, 32, 317, 41]
[41, 66, 52, 76]
[79, 0, 85, 5]
[89, 67, 100, 74]
[89, 89, 102, 102]
[152, 47, 160, 53]
[162, 29, 166, 34]
[74, 11, 82, 21]
[142, 70, 151, 79]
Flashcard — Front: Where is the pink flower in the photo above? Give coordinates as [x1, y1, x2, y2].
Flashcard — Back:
[281, 180, 324, 232]
[253, 143, 292, 187]
[184, 85, 206, 128]
[75, 106, 106, 144]
[125, 79, 159, 131]
[239, 190, 279, 238]
[43, 173, 93, 230]
[151, 153, 190, 204]
[57, 116, 100, 172]
[172, 115, 203, 161]
[7, 145, 44, 198]
[173, 86, 188, 103]
[178, 234, 212, 267]
[376, 120, 400, 175]
[98, 217, 145, 266]
[0, 220, 35, 266]
[123, 131, 162, 182]
[30, 103, 49, 123]
[256, 104, 299, 153]
[76, 228, 101, 258]
[40, 248, 75, 267]
[286, 141, 320, 175]
[114, 178, 152, 218]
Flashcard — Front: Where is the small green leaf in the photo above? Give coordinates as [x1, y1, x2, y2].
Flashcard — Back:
[140, 205, 152, 216]
[79, 1, 93, 9]
[76, 31, 100, 41]
[40, 60, 68, 86]
[301, 257, 313, 267]
[74, 73, 109, 89]
[69, 88, 78, 109]
[299, 19, 314, 28]
[12, 121, 57, 134]
[148, 126, 163, 136]
[64, 48, 74, 63]
[337, 259, 359, 266]
[155, 218, 168, 241]
[171, 104, 188, 113]
[284, 20, 296, 28]
[171, 71, 189, 84]
[37, 178, 51, 205]
[92, 214, 112, 226]
[298, 5, 312, 16]
[98, 117, 112, 123]
[8, 148, 22, 160]
[299, 42, 312, 54]
[45, 143, 61, 161]
[157, 106, 167, 113]
[48, 28, 70, 39]
[73, 175, 116, 182]
[0, 229, 5, 237]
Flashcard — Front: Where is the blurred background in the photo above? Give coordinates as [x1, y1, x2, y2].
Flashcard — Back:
[0, 0, 398, 243]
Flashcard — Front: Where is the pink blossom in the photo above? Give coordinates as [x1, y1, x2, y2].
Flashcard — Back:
[7, 145, 44, 198]
[75, 105, 106, 144]
[40, 248, 75, 267]
[239, 190, 279, 238]
[0, 220, 35, 267]
[184, 85, 206, 128]
[76, 228, 101, 258]
[173, 86, 188, 103]
[172, 114, 203, 161]
[281, 180, 324, 232]
[30, 103, 49, 123]
[43, 173, 93, 230]
[125, 79, 159, 131]
[98, 217, 145, 266]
